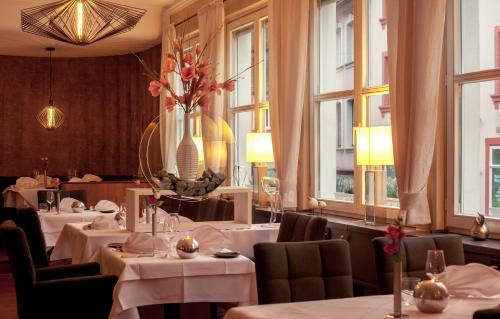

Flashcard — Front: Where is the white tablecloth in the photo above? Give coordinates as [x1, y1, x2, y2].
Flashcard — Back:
[38, 211, 118, 246]
[101, 247, 257, 319]
[3, 186, 44, 208]
[224, 295, 500, 319]
[51, 223, 279, 263]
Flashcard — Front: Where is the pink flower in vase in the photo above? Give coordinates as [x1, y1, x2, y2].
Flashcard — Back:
[222, 80, 235, 92]
[181, 66, 195, 82]
[148, 197, 157, 206]
[383, 243, 398, 254]
[148, 81, 162, 97]
[182, 53, 194, 65]
[198, 59, 210, 75]
[198, 95, 211, 108]
[164, 96, 176, 111]
[209, 80, 221, 95]
[162, 58, 176, 73]
[195, 43, 201, 55]
[52, 177, 60, 186]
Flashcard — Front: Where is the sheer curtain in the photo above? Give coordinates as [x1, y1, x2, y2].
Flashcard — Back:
[159, 10, 177, 173]
[269, 0, 310, 208]
[387, 0, 446, 225]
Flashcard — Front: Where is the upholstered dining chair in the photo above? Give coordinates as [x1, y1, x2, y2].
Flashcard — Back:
[0, 220, 117, 319]
[10, 208, 49, 267]
[473, 308, 500, 319]
[253, 240, 353, 304]
[37, 189, 88, 208]
[276, 212, 328, 242]
[372, 234, 465, 294]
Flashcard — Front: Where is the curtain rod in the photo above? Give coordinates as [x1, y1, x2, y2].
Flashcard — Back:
[173, 0, 227, 27]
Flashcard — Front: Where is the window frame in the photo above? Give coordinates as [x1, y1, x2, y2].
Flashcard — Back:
[226, 7, 269, 186]
[446, 0, 500, 236]
[311, 0, 399, 219]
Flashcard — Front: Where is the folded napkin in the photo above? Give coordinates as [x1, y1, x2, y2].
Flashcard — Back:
[95, 200, 119, 212]
[68, 177, 84, 183]
[439, 263, 500, 299]
[58, 197, 80, 212]
[34, 175, 51, 186]
[192, 225, 234, 255]
[83, 216, 120, 230]
[15, 177, 40, 189]
[82, 174, 102, 182]
[121, 232, 169, 254]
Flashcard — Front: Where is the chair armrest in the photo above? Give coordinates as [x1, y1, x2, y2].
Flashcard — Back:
[36, 262, 101, 281]
[34, 275, 117, 297]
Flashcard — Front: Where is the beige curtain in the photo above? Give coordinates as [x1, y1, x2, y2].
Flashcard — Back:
[160, 10, 177, 173]
[387, 0, 446, 225]
[269, 0, 310, 208]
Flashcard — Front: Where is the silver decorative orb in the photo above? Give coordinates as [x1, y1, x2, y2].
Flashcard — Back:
[413, 280, 449, 313]
[176, 236, 199, 259]
[71, 201, 85, 213]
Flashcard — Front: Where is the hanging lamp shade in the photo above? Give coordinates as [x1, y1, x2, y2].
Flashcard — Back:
[21, 0, 146, 45]
[38, 48, 64, 130]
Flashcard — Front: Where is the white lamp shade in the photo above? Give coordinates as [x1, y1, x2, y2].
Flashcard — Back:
[354, 126, 394, 166]
[246, 132, 274, 163]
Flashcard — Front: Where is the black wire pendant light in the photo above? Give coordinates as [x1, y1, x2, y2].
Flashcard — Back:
[21, 0, 146, 45]
[37, 48, 64, 130]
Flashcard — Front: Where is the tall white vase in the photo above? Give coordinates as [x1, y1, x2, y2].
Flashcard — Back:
[176, 113, 199, 181]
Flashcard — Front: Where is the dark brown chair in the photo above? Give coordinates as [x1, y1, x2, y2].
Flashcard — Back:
[37, 189, 88, 208]
[0, 220, 117, 319]
[178, 198, 201, 221]
[12, 208, 49, 267]
[372, 234, 465, 294]
[277, 212, 327, 242]
[473, 308, 500, 319]
[196, 197, 219, 221]
[253, 240, 353, 304]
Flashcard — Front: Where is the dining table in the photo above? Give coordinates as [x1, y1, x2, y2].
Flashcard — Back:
[3, 186, 43, 209]
[51, 222, 280, 263]
[101, 245, 257, 319]
[38, 210, 118, 246]
[223, 294, 500, 319]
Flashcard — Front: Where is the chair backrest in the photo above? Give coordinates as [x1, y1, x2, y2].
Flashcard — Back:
[223, 200, 234, 221]
[254, 240, 353, 304]
[372, 234, 465, 294]
[68, 190, 87, 206]
[0, 220, 36, 317]
[473, 308, 500, 319]
[178, 198, 201, 221]
[277, 212, 327, 242]
[15, 208, 49, 267]
[196, 197, 219, 221]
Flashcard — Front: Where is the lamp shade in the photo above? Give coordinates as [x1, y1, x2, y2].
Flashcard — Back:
[354, 126, 394, 166]
[246, 132, 274, 163]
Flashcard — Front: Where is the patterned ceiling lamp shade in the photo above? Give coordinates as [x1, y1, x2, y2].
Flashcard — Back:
[21, 0, 146, 45]
[37, 47, 64, 130]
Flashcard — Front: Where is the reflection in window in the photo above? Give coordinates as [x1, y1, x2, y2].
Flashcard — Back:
[234, 111, 254, 187]
[232, 26, 254, 107]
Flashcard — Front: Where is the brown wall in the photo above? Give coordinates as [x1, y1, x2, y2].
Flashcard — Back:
[0, 44, 161, 177]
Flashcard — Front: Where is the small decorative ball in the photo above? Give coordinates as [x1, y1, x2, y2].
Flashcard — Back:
[71, 200, 85, 213]
[308, 196, 319, 208]
[413, 279, 449, 313]
[318, 200, 327, 208]
[176, 235, 199, 259]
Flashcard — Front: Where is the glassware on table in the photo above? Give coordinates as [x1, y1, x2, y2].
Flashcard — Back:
[39, 203, 48, 212]
[402, 277, 421, 306]
[46, 191, 55, 212]
[425, 249, 446, 280]
[261, 176, 281, 223]
[32, 169, 40, 179]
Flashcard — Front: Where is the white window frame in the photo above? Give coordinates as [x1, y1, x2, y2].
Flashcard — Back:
[446, 0, 500, 236]
[312, 0, 399, 220]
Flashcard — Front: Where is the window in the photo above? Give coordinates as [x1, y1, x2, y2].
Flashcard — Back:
[448, 0, 500, 233]
[228, 8, 269, 187]
[314, 0, 397, 215]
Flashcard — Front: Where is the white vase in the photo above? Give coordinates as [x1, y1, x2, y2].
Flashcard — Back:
[176, 113, 199, 181]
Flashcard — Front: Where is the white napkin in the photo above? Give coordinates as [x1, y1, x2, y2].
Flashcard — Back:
[68, 177, 84, 183]
[83, 216, 120, 231]
[15, 177, 40, 189]
[439, 263, 500, 299]
[82, 174, 102, 182]
[121, 232, 169, 254]
[35, 175, 50, 185]
[59, 197, 80, 212]
[192, 225, 234, 255]
[95, 200, 119, 212]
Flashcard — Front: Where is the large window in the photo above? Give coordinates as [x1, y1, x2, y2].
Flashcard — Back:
[314, 0, 397, 215]
[448, 0, 500, 232]
[228, 8, 269, 187]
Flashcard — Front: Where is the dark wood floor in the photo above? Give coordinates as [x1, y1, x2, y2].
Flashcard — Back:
[0, 260, 17, 319]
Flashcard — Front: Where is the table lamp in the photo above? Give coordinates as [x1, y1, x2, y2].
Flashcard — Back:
[354, 126, 394, 224]
[246, 132, 274, 207]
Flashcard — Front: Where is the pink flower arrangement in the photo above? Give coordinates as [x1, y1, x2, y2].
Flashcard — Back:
[139, 35, 239, 114]
[383, 216, 406, 261]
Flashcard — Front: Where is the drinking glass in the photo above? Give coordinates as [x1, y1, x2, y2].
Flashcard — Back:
[261, 177, 281, 223]
[32, 169, 40, 179]
[46, 191, 55, 212]
[169, 213, 180, 232]
[425, 249, 446, 280]
[39, 203, 48, 212]
[402, 277, 421, 306]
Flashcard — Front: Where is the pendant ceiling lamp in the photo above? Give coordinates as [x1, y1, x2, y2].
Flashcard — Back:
[37, 48, 64, 130]
[21, 0, 146, 45]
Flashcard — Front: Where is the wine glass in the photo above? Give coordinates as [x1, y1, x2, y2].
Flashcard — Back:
[46, 191, 55, 212]
[425, 249, 446, 280]
[261, 177, 281, 223]
[402, 277, 421, 306]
